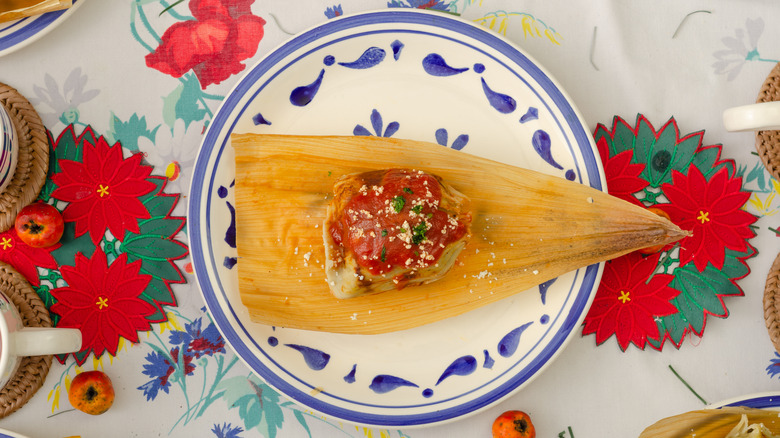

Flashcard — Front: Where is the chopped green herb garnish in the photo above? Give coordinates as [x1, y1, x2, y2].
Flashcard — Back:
[426, 213, 433, 219]
[381, 245, 386, 262]
[381, 229, 388, 237]
[328, 171, 332, 176]
[391, 196, 405, 212]
[411, 223, 428, 245]
[399, 228, 407, 233]
[403, 187, 413, 194]
[411, 205, 423, 214]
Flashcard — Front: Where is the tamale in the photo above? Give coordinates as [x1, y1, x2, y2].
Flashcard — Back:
[639, 406, 780, 437]
[0, 0, 71, 23]
[232, 134, 688, 334]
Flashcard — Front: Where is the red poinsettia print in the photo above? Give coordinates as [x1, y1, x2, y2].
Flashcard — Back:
[50, 249, 156, 363]
[51, 136, 156, 245]
[145, 0, 266, 88]
[0, 228, 58, 287]
[582, 252, 680, 350]
[655, 165, 756, 272]
[596, 137, 649, 207]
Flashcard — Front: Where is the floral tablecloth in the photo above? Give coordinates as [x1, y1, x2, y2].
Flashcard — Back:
[0, 1, 779, 437]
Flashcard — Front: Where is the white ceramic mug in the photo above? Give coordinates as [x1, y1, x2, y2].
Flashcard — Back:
[0, 290, 82, 389]
[0, 106, 17, 194]
[723, 101, 780, 131]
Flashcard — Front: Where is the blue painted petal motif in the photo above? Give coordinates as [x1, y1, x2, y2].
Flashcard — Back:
[422, 53, 469, 76]
[369, 375, 419, 394]
[519, 107, 538, 123]
[451, 134, 469, 150]
[498, 322, 533, 358]
[391, 40, 404, 61]
[538, 277, 557, 304]
[252, 112, 271, 126]
[481, 78, 516, 114]
[435, 128, 448, 146]
[436, 355, 477, 385]
[532, 129, 563, 169]
[383, 121, 400, 137]
[344, 364, 357, 383]
[483, 350, 495, 369]
[285, 344, 331, 370]
[290, 69, 325, 107]
[338, 47, 386, 69]
[353, 125, 372, 136]
[370, 109, 383, 136]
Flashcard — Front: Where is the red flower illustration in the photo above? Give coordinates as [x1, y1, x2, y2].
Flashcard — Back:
[0, 228, 58, 286]
[50, 249, 156, 362]
[655, 165, 756, 272]
[51, 136, 156, 245]
[596, 137, 649, 207]
[582, 252, 680, 350]
[145, 0, 266, 88]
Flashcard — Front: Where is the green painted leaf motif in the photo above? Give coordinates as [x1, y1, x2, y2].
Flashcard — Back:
[611, 119, 636, 155]
[218, 375, 284, 436]
[162, 84, 184, 130]
[51, 222, 97, 267]
[293, 410, 313, 438]
[178, 74, 209, 128]
[108, 112, 159, 153]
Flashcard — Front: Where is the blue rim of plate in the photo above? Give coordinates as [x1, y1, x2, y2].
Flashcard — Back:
[189, 9, 602, 427]
[0, 0, 79, 57]
[719, 393, 780, 409]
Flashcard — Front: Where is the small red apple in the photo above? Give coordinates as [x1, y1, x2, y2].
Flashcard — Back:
[14, 201, 64, 248]
[68, 370, 115, 415]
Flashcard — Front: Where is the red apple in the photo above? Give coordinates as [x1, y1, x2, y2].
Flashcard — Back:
[14, 202, 64, 248]
[68, 370, 115, 415]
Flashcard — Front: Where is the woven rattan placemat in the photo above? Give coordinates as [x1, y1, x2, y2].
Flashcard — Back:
[755, 62, 780, 181]
[0, 261, 53, 418]
[764, 252, 780, 353]
[0, 82, 48, 233]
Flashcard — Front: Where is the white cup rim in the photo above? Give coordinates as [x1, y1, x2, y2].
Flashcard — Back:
[0, 298, 12, 387]
[723, 101, 780, 132]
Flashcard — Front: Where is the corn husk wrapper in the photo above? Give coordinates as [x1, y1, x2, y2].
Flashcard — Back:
[639, 406, 780, 437]
[0, 0, 71, 23]
[232, 134, 688, 335]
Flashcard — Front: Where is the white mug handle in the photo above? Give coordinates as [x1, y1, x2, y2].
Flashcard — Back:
[11, 327, 82, 356]
[723, 101, 780, 131]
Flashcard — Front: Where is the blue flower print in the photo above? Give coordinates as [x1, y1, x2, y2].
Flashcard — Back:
[353, 109, 400, 137]
[170, 318, 227, 359]
[212, 422, 244, 438]
[767, 352, 780, 378]
[139, 350, 174, 400]
[387, 0, 452, 12]
[324, 4, 343, 19]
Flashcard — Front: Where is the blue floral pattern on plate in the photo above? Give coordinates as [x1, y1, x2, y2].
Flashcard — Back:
[189, 10, 602, 428]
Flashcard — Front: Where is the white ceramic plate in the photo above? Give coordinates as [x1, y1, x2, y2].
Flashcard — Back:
[189, 9, 603, 427]
[0, 428, 29, 438]
[0, 0, 81, 58]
